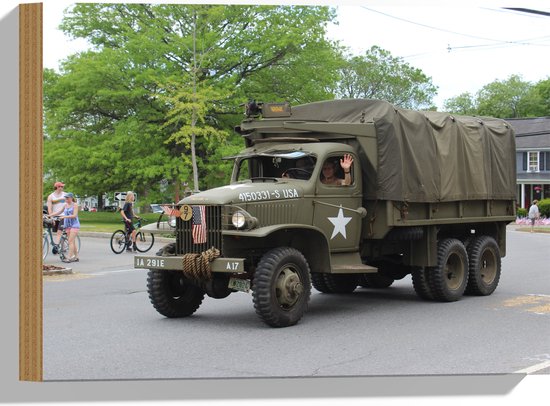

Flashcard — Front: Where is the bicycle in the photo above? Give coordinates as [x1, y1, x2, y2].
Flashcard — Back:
[42, 215, 81, 262]
[110, 218, 155, 254]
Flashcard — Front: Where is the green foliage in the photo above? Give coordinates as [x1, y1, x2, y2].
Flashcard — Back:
[443, 92, 477, 115]
[516, 207, 527, 218]
[476, 75, 541, 118]
[533, 78, 550, 116]
[538, 199, 550, 218]
[45, 3, 341, 199]
[337, 46, 438, 109]
[77, 210, 166, 232]
[444, 74, 549, 118]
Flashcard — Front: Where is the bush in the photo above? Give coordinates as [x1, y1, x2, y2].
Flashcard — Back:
[517, 207, 527, 218]
[538, 198, 550, 218]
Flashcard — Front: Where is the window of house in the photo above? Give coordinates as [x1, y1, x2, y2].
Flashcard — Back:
[528, 151, 539, 172]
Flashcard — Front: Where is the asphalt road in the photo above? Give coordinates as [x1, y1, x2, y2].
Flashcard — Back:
[43, 228, 550, 381]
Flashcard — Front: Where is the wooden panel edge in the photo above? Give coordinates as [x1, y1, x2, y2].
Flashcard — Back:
[19, 2, 43, 382]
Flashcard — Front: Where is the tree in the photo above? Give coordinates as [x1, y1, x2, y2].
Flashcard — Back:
[476, 74, 540, 118]
[336, 46, 438, 109]
[442, 92, 477, 115]
[44, 4, 341, 203]
[443, 75, 547, 118]
[43, 49, 184, 206]
[532, 78, 550, 116]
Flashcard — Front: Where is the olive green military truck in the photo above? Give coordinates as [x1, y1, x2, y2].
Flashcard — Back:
[135, 99, 516, 327]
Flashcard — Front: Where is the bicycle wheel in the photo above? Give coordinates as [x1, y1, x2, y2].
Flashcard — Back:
[43, 234, 49, 260]
[59, 237, 70, 261]
[75, 234, 81, 253]
[110, 230, 127, 254]
[134, 231, 155, 252]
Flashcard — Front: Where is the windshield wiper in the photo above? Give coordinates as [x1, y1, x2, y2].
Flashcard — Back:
[250, 177, 279, 183]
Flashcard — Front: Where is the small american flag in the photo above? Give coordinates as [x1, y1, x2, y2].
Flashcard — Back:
[192, 205, 207, 244]
[161, 205, 180, 217]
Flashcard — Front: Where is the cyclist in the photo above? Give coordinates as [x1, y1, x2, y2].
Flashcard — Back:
[120, 191, 140, 252]
[46, 181, 66, 243]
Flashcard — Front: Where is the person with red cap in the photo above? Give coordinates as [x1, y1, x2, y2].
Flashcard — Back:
[47, 181, 66, 244]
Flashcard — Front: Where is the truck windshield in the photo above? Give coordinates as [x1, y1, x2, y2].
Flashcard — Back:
[234, 152, 316, 181]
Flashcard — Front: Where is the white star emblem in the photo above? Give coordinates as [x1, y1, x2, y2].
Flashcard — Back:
[328, 206, 352, 239]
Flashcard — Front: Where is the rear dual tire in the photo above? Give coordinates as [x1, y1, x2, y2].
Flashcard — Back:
[427, 238, 469, 302]
[412, 236, 501, 301]
[465, 236, 501, 296]
[311, 273, 358, 293]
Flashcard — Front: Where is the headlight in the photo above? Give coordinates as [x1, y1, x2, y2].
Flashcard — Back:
[232, 211, 246, 229]
[168, 216, 177, 228]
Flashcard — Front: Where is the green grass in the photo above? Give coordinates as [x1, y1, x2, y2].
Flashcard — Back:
[78, 211, 164, 233]
[516, 227, 550, 234]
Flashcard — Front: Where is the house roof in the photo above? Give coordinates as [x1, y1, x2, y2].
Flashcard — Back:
[507, 117, 550, 150]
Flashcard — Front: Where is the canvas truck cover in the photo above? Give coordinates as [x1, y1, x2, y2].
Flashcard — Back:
[275, 99, 517, 203]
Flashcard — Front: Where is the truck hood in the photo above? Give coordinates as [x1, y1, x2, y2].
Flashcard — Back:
[179, 182, 304, 205]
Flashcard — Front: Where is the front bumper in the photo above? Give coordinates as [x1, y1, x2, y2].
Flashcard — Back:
[134, 255, 245, 274]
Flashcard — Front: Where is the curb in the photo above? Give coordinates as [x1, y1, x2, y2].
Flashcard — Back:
[43, 266, 73, 276]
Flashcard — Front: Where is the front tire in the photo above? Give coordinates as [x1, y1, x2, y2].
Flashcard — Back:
[147, 270, 205, 318]
[135, 231, 155, 252]
[59, 238, 70, 261]
[252, 247, 311, 327]
[43, 235, 49, 260]
[466, 236, 501, 296]
[427, 238, 469, 302]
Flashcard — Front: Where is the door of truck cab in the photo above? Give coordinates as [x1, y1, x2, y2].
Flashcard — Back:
[313, 153, 362, 251]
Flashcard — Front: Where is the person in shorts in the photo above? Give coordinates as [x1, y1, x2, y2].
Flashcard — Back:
[52, 192, 80, 262]
[121, 191, 140, 252]
[46, 181, 66, 243]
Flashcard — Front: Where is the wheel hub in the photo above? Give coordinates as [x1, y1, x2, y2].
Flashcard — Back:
[275, 267, 303, 308]
[444, 254, 464, 290]
[480, 251, 497, 283]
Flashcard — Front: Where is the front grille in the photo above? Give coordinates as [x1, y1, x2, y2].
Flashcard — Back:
[246, 202, 296, 226]
[176, 205, 223, 255]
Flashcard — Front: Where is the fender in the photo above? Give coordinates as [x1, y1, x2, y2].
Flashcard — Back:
[224, 224, 332, 274]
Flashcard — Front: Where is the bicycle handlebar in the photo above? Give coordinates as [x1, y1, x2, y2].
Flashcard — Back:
[121, 217, 146, 225]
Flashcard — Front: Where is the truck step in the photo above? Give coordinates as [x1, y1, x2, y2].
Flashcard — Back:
[331, 264, 378, 274]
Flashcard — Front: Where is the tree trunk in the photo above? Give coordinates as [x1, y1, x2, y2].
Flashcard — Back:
[190, 10, 200, 192]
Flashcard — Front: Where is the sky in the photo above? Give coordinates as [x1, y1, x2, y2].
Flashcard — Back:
[29, 0, 550, 110]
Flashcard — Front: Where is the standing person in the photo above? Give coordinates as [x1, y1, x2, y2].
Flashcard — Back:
[47, 181, 66, 243]
[121, 191, 140, 252]
[53, 192, 80, 262]
[528, 200, 540, 233]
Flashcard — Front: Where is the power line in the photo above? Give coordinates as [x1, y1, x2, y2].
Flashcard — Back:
[360, 6, 550, 49]
[504, 8, 550, 17]
[360, 6, 507, 43]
